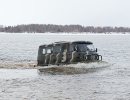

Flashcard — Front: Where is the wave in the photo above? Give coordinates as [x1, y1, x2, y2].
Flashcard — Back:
[0, 61, 112, 75]
[0, 61, 36, 69]
[38, 61, 111, 75]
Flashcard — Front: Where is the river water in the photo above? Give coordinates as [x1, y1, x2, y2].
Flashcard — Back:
[0, 33, 130, 100]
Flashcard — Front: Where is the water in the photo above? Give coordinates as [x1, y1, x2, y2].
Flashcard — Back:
[0, 33, 130, 100]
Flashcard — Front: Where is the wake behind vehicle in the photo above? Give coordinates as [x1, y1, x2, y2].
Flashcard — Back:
[37, 41, 102, 66]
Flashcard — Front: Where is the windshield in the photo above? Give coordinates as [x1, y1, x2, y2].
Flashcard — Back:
[77, 44, 95, 52]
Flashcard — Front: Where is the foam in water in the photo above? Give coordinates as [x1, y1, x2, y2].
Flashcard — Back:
[65, 61, 110, 68]
[38, 62, 111, 75]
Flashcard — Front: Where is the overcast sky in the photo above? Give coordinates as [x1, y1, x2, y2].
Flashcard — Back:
[0, 0, 130, 27]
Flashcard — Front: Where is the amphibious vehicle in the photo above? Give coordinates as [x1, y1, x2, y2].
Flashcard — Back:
[37, 41, 102, 66]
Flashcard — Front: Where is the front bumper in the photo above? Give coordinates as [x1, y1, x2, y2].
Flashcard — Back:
[87, 55, 102, 61]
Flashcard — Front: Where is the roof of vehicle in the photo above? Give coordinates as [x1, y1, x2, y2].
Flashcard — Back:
[71, 41, 93, 44]
[39, 41, 93, 47]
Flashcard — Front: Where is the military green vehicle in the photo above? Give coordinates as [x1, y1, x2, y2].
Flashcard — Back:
[37, 41, 102, 66]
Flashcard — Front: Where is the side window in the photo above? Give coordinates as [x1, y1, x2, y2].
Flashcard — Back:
[53, 46, 61, 53]
[46, 47, 52, 54]
[42, 48, 46, 54]
[69, 44, 74, 52]
[47, 48, 51, 53]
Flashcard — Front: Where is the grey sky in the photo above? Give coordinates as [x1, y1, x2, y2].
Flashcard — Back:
[0, 0, 130, 26]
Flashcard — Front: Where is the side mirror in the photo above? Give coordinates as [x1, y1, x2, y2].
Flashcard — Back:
[96, 48, 97, 52]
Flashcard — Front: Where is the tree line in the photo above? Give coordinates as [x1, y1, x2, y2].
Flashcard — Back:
[0, 24, 130, 33]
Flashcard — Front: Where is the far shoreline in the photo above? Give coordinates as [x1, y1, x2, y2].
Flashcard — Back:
[0, 32, 130, 35]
